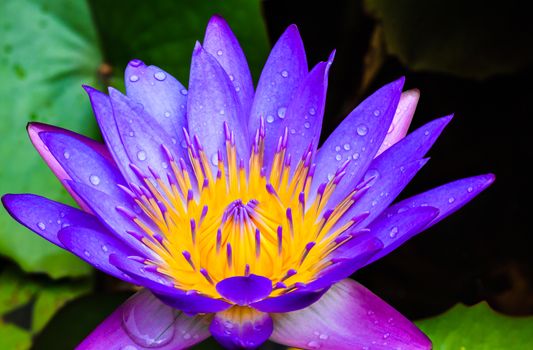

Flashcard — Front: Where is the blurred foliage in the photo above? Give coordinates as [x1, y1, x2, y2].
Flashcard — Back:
[365, 0, 533, 79]
[89, 0, 269, 84]
[417, 303, 533, 349]
[0, 0, 101, 278]
[0, 266, 92, 349]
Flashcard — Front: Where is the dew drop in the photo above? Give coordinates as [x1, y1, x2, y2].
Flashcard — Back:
[356, 124, 368, 136]
[219, 109, 225, 115]
[397, 206, 408, 213]
[84, 250, 91, 257]
[367, 310, 375, 316]
[89, 175, 101, 186]
[129, 131, 135, 137]
[162, 162, 168, 169]
[235, 86, 241, 92]
[304, 122, 311, 129]
[290, 128, 296, 134]
[164, 111, 171, 118]
[137, 151, 147, 161]
[373, 109, 381, 117]
[335, 154, 342, 161]
[154, 72, 166, 81]
[383, 333, 390, 339]
[129, 59, 142, 67]
[309, 107, 316, 115]
[171, 138, 177, 145]
[180, 89, 188, 96]
[281, 70, 289, 78]
[335, 146, 341, 152]
[216, 50, 223, 56]
[129, 75, 139, 82]
[102, 245, 108, 252]
[352, 152, 360, 160]
[319, 334, 329, 340]
[228, 74, 234, 81]
[371, 200, 378, 207]
[343, 143, 351, 151]
[211, 153, 219, 166]
[448, 197, 455, 203]
[424, 130, 430, 136]
[277, 107, 287, 119]
[37, 222, 46, 230]
[266, 115, 275, 123]
[183, 333, 191, 340]
[63, 151, 70, 159]
[467, 186, 473, 193]
[389, 226, 399, 238]
[307, 340, 321, 349]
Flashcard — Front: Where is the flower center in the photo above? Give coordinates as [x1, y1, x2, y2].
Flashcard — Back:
[125, 121, 366, 301]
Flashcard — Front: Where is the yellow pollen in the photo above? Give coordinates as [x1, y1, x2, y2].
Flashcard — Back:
[129, 126, 362, 300]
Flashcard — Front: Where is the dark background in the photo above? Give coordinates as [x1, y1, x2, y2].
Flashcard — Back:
[1, 0, 531, 348]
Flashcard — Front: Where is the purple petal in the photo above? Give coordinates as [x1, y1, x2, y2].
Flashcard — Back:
[84, 85, 137, 183]
[376, 89, 420, 156]
[210, 307, 273, 350]
[57, 226, 138, 283]
[109, 88, 184, 184]
[39, 131, 127, 201]
[27, 122, 111, 212]
[187, 42, 248, 170]
[302, 237, 383, 291]
[384, 174, 495, 231]
[203, 15, 254, 118]
[1, 193, 102, 248]
[282, 57, 333, 167]
[110, 255, 231, 314]
[78, 289, 211, 350]
[251, 288, 327, 313]
[360, 206, 440, 266]
[216, 275, 273, 305]
[124, 59, 188, 138]
[249, 24, 308, 168]
[335, 158, 429, 231]
[67, 180, 153, 256]
[312, 78, 404, 204]
[271, 279, 431, 350]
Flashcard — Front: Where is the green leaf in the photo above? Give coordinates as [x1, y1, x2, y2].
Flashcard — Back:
[416, 303, 533, 349]
[0, 0, 103, 278]
[365, 0, 533, 79]
[0, 322, 31, 350]
[0, 266, 92, 337]
[89, 0, 269, 83]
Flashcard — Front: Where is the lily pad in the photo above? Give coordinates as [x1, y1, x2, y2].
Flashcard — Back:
[416, 303, 533, 349]
[89, 0, 269, 83]
[0, 0, 102, 278]
[365, 0, 533, 79]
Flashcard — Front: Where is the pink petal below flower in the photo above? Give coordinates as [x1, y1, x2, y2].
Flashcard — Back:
[376, 89, 420, 157]
[78, 289, 211, 350]
[270, 279, 431, 350]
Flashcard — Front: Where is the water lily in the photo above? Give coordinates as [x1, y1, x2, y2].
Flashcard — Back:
[2, 15, 493, 350]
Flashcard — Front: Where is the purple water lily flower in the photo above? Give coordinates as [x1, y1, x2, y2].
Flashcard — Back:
[2, 15, 494, 350]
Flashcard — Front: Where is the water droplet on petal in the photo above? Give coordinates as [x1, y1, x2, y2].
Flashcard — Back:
[448, 197, 455, 203]
[129, 131, 135, 137]
[356, 124, 368, 136]
[63, 151, 70, 159]
[228, 74, 234, 81]
[304, 122, 311, 129]
[424, 130, 430, 136]
[129, 59, 142, 67]
[217, 50, 223, 56]
[352, 152, 360, 160]
[211, 153, 219, 166]
[373, 109, 381, 117]
[389, 226, 399, 238]
[154, 72, 166, 81]
[319, 334, 329, 340]
[335, 154, 342, 161]
[335, 146, 341, 152]
[309, 107, 316, 115]
[180, 89, 188, 96]
[383, 333, 390, 339]
[343, 143, 351, 151]
[84, 250, 91, 257]
[102, 245, 108, 252]
[290, 128, 296, 134]
[467, 186, 473, 193]
[281, 70, 289, 78]
[89, 175, 100, 186]
[266, 115, 275, 123]
[235, 86, 240, 92]
[129, 75, 139, 82]
[183, 333, 191, 339]
[307, 340, 321, 349]
[164, 111, 171, 118]
[277, 107, 287, 119]
[137, 151, 147, 161]
[37, 222, 46, 230]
